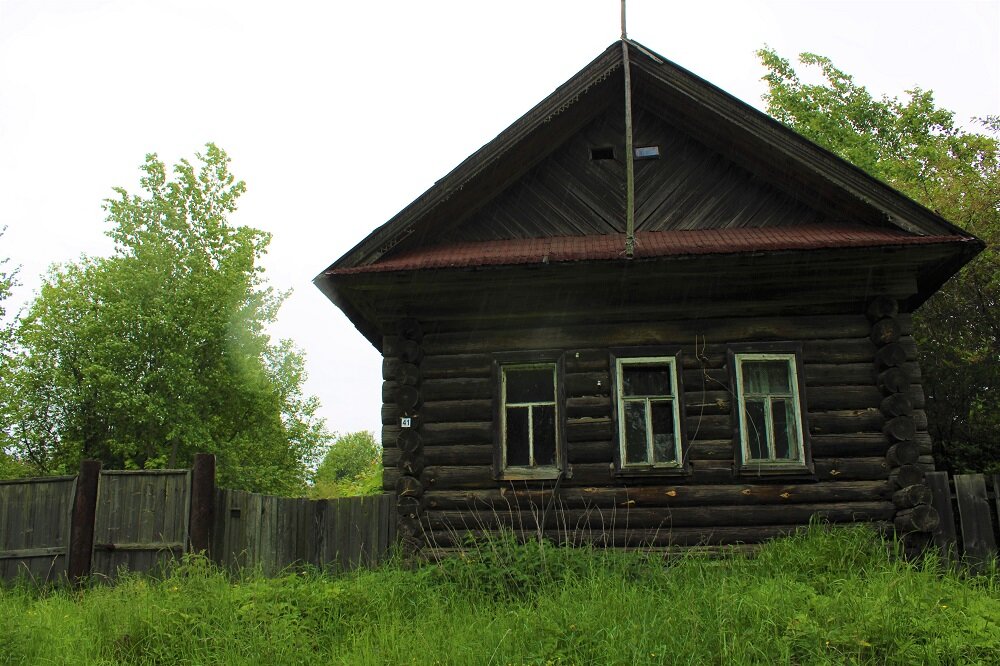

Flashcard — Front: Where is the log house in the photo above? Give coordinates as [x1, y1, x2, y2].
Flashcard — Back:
[314, 40, 983, 551]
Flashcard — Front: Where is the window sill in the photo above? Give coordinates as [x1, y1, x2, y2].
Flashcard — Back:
[615, 464, 689, 479]
[737, 463, 816, 480]
[499, 466, 563, 481]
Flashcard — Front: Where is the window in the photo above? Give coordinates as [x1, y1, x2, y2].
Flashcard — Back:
[732, 352, 808, 471]
[633, 145, 660, 159]
[500, 363, 559, 474]
[614, 355, 684, 469]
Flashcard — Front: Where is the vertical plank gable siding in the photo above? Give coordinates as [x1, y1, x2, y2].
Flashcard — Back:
[0, 476, 76, 583]
[382, 313, 926, 548]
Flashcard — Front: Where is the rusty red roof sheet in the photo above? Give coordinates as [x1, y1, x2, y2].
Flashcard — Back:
[328, 226, 966, 275]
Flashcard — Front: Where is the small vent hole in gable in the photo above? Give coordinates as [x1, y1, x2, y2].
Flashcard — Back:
[590, 146, 615, 161]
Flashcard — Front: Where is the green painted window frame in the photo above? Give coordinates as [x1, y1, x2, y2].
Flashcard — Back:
[492, 351, 565, 481]
[730, 348, 812, 476]
[614, 355, 684, 469]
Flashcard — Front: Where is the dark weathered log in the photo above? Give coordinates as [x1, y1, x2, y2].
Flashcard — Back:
[395, 475, 424, 499]
[189, 453, 216, 555]
[421, 353, 492, 379]
[382, 357, 401, 381]
[399, 339, 423, 364]
[566, 395, 612, 418]
[397, 429, 421, 454]
[420, 422, 493, 445]
[808, 410, 884, 436]
[866, 296, 899, 322]
[874, 342, 907, 369]
[567, 417, 613, 442]
[880, 393, 913, 419]
[890, 464, 925, 488]
[886, 441, 919, 467]
[395, 384, 422, 411]
[423, 523, 891, 549]
[568, 440, 615, 463]
[815, 458, 890, 481]
[423, 480, 893, 511]
[68, 459, 102, 584]
[878, 367, 909, 395]
[397, 363, 421, 386]
[398, 317, 423, 342]
[382, 336, 403, 358]
[812, 433, 891, 457]
[564, 349, 610, 373]
[565, 372, 611, 397]
[870, 318, 901, 346]
[419, 463, 615, 490]
[883, 416, 915, 443]
[397, 516, 423, 540]
[894, 504, 939, 533]
[399, 454, 426, 477]
[423, 502, 896, 531]
[397, 496, 422, 520]
[421, 399, 492, 423]
[423, 315, 879, 355]
[421, 378, 492, 401]
[892, 484, 932, 509]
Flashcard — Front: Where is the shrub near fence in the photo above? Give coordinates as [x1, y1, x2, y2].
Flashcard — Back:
[0, 455, 396, 583]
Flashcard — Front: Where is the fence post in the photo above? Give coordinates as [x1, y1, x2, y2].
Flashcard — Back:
[67, 459, 101, 584]
[189, 453, 216, 555]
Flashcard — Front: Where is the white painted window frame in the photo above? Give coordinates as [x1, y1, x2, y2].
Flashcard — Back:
[500, 363, 559, 472]
[615, 356, 683, 468]
[733, 352, 805, 466]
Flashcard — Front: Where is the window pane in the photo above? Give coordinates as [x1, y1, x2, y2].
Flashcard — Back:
[506, 407, 530, 466]
[623, 400, 648, 464]
[506, 367, 554, 403]
[771, 399, 799, 461]
[744, 400, 768, 460]
[533, 405, 556, 466]
[650, 401, 677, 463]
[622, 364, 672, 397]
[742, 360, 791, 394]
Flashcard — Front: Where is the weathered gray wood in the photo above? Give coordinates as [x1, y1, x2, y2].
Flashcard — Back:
[886, 441, 919, 467]
[866, 296, 898, 322]
[954, 474, 998, 568]
[892, 484, 932, 509]
[0, 475, 75, 582]
[926, 471, 958, 564]
[894, 505, 940, 533]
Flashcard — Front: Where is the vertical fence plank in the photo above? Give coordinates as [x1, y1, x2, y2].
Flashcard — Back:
[954, 474, 998, 570]
[927, 471, 958, 565]
[68, 460, 101, 584]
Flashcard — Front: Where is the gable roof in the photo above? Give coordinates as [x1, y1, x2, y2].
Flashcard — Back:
[317, 39, 979, 279]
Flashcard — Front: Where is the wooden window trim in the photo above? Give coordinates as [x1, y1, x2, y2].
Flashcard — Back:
[492, 350, 566, 481]
[727, 343, 814, 479]
[609, 348, 689, 477]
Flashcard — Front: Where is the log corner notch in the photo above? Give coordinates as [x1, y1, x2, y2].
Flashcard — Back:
[387, 318, 426, 553]
[868, 297, 939, 541]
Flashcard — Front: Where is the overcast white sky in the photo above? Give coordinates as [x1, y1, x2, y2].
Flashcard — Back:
[1, 0, 997, 440]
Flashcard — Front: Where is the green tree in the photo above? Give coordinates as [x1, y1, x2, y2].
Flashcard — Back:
[3, 145, 329, 492]
[311, 431, 382, 498]
[0, 236, 31, 479]
[758, 49, 999, 472]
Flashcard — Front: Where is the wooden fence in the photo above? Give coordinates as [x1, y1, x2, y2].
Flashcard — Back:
[0, 456, 396, 584]
[927, 471, 1000, 569]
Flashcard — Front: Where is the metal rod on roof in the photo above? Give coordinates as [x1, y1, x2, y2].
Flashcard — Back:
[621, 0, 628, 39]
[622, 39, 636, 258]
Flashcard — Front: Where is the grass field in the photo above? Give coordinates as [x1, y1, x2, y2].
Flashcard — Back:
[1, 525, 998, 665]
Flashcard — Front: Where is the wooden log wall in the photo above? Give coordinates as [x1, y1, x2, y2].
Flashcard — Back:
[379, 311, 930, 549]
[865, 296, 940, 544]
[382, 318, 426, 552]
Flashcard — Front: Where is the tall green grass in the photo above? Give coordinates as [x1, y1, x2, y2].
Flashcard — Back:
[2, 525, 998, 665]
